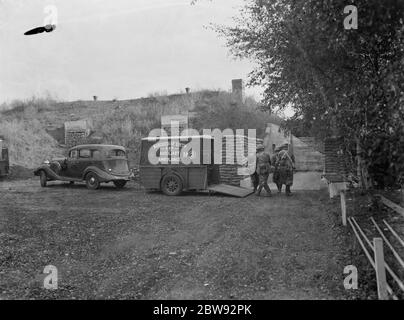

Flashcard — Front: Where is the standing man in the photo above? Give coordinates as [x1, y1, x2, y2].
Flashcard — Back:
[255, 144, 272, 196]
[272, 144, 295, 196]
[250, 170, 259, 193]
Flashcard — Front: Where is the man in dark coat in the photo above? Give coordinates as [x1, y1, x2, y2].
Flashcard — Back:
[272, 144, 295, 195]
[251, 171, 259, 193]
[255, 144, 272, 196]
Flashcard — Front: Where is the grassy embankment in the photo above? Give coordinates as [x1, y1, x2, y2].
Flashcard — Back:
[0, 91, 279, 171]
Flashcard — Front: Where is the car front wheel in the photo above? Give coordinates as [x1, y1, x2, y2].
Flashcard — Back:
[113, 180, 127, 189]
[86, 172, 100, 190]
[40, 171, 47, 187]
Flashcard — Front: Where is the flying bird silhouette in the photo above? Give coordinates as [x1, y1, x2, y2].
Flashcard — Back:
[24, 24, 56, 35]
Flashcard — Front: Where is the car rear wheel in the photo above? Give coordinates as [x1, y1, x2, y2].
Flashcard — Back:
[40, 171, 47, 187]
[113, 180, 127, 189]
[86, 172, 100, 190]
[161, 174, 183, 196]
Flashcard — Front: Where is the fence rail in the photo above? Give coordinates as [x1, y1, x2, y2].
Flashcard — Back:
[348, 216, 404, 300]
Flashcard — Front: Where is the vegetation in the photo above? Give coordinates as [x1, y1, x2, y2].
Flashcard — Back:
[92, 91, 277, 164]
[0, 118, 61, 168]
[192, 92, 280, 137]
[1, 91, 276, 167]
[215, 0, 404, 190]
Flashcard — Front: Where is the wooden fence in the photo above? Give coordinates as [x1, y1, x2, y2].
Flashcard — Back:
[348, 216, 404, 300]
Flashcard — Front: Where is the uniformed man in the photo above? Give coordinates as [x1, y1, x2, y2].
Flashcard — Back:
[255, 144, 272, 196]
[272, 144, 295, 196]
[250, 170, 259, 193]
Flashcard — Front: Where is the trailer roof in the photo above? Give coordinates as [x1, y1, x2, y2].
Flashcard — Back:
[69, 144, 125, 150]
[142, 135, 214, 141]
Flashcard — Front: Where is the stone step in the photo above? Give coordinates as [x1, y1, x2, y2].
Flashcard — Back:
[294, 154, 324, 161]
[295, 160, 324, 166]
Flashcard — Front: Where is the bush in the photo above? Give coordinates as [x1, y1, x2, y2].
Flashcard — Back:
[192, 92, 278, 137]
[1, 95, 57, 118]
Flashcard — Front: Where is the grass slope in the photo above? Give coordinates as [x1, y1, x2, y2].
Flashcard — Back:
[0, 91, 281, 168]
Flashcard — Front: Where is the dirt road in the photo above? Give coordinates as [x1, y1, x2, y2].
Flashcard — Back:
[0, 179, 352, 299]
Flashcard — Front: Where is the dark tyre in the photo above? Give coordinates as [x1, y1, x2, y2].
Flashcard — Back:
[40, 171, 47, 187]
[86, 172, 100, 190]
[113, 180, 127, 189]
[161, 174, 183, 196]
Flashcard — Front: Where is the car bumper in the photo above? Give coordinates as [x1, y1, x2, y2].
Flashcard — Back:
[98, 172, 131, 182]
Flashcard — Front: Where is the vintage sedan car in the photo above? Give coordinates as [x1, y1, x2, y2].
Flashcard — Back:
[34, 144, 131, 190]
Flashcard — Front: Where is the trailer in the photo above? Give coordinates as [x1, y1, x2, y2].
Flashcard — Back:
[139, 135, 253, 197]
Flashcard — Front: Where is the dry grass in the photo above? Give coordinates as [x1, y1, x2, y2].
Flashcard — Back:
[0, 118, 62, 168]
[0, 96, 62, 168]
[192, 92, 280, 137]
[0, 91, 280, 167]
[91, 91, 278, 164]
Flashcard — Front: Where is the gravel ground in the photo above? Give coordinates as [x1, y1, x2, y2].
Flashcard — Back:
[0, 179, 364, 299]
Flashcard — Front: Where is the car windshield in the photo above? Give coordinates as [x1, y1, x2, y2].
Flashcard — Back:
[107, 149, 126, 157]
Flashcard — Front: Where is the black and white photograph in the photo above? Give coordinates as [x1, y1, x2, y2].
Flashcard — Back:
[0, 0, 403, 306]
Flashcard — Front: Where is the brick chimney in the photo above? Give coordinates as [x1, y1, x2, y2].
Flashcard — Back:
[232, 79, 245, 104]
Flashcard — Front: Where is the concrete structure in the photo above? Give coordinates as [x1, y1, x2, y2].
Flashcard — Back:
[262, 123, 324, 172]
[46, 126, 65, 145]
[243, 122, 327, 191]
[161, 114, 189, 136]
[263, 123, 289, 155]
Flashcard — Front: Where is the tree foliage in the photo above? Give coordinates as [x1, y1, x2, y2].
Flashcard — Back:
[216, 0, 404, 188]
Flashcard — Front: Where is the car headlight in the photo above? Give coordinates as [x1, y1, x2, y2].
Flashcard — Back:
[44, 160, 50, 165]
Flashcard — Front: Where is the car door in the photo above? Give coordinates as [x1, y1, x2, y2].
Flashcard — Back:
[76, 148, 92, 177]
[66, 149, 81, 178]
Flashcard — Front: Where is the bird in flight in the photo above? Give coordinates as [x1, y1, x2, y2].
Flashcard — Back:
[24, 24, 56, 35]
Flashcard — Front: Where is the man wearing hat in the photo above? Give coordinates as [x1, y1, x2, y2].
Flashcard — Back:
[272, 143, 295, 195]
[255, 144, 272, 196]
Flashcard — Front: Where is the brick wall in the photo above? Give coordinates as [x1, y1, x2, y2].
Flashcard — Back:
[323, 137, 349, 182]
[65, 131, 88, 148]
[218, 135, 262, 186]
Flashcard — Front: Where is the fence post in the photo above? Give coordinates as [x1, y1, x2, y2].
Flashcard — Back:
[374, 237, 388, 300]
[340, 190, 347, 226]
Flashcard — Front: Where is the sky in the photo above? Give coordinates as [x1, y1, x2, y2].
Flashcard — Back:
[0, 0, 263, 103]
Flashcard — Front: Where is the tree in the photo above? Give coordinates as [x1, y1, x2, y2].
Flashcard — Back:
[216, 0, 404, 189]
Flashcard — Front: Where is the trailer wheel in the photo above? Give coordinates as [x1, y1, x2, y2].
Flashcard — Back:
[161, 174, 183, 196]
[40, 171, 47, 187]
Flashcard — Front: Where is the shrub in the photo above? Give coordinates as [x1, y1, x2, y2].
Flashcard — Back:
[192, 92, 278, 137]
